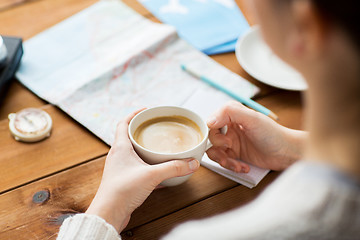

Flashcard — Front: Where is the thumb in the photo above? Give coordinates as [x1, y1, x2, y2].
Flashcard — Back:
[151, 158, 200, 183]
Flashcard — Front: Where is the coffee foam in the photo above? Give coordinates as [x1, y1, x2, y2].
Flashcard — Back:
[134, 116, 203, 153]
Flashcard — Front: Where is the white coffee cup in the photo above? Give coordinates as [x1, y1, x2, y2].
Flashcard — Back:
[128, 106, 210, 187]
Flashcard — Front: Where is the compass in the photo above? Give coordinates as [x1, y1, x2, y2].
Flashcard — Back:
[8, 108, 52, 142]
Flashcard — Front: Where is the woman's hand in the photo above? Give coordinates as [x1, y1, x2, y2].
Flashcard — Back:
[207, 101, 307, 173]
[86, 110, 200, 233]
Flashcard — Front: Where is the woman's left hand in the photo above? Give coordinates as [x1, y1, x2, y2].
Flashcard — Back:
[86, 110, 200, 233]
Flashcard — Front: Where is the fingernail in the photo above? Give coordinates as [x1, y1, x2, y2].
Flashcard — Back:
[224, 143, 229, 148]
[241, 167, 248, 173]
[189, 159, 199, 171]
[207, 116, 216, 126]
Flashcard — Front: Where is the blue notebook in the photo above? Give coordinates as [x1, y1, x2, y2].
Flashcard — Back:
[139, 0, 249, 55]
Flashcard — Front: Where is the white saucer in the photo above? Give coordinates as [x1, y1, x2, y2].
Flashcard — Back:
[0, 36, 8, 66]
[235, 26, 307, 91]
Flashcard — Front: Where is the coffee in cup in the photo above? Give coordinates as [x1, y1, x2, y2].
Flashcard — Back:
[133, 116, 203, 154]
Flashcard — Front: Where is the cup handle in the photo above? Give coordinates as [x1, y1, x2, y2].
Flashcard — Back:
[205, 126, 228, 151]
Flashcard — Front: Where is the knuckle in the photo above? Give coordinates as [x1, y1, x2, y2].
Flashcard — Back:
[209, 129, 217, 136]
[222, 104, 235, 117]
[208, 134, 218, 143]
[220, 159, 228, 168]
[210, 139, 222, 147]
[172, 160, 183, 176]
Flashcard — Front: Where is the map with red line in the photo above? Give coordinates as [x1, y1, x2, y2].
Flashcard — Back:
[17, 0, 259, 145]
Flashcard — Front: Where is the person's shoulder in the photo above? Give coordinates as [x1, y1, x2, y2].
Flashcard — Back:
[281, 160, 360, 191]
[252, 160, 360, 239]
[258, 159, 360, 209]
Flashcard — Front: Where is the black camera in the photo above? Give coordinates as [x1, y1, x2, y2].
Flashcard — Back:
[0, 35, 23, 103]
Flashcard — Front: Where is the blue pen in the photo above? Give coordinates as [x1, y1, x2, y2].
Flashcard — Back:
[181, 64, 278, 120]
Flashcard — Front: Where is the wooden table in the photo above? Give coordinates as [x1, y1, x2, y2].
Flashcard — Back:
[0, 1, 304, 239]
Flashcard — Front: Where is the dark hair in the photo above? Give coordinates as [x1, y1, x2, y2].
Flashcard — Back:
[312, 0, 359, 50]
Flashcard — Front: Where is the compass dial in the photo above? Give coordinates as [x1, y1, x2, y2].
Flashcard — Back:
[8, 108, 52, 142]
[14, 108, 49, 135]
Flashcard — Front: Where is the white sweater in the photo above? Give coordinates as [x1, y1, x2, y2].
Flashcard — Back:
[57, 161, 360, 239]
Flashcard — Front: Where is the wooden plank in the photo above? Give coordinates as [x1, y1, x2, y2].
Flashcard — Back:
[0, 0, 159, 41]
[0, 0, 28, 11]
[0, 0, 98, 40]
[0, 81, 46, 120]
[0, 157, 104, 240]
[122, 171, 280, 240]
[0, 157, 238, 239]
[0, 104, 109, 193]
[0, 0, 153, 15]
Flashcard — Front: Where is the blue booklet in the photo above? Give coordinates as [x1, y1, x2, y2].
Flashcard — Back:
[139, 0, 249, 55]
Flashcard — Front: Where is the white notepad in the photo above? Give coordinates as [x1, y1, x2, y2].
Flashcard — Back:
[201, 157, 270, 188]
[182, 89, 270, 188]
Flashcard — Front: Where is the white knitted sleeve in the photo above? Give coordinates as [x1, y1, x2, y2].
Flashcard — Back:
[57, 214, 121, 240]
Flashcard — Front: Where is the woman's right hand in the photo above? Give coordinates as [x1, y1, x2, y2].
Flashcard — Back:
[206, 101, 307, 173]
